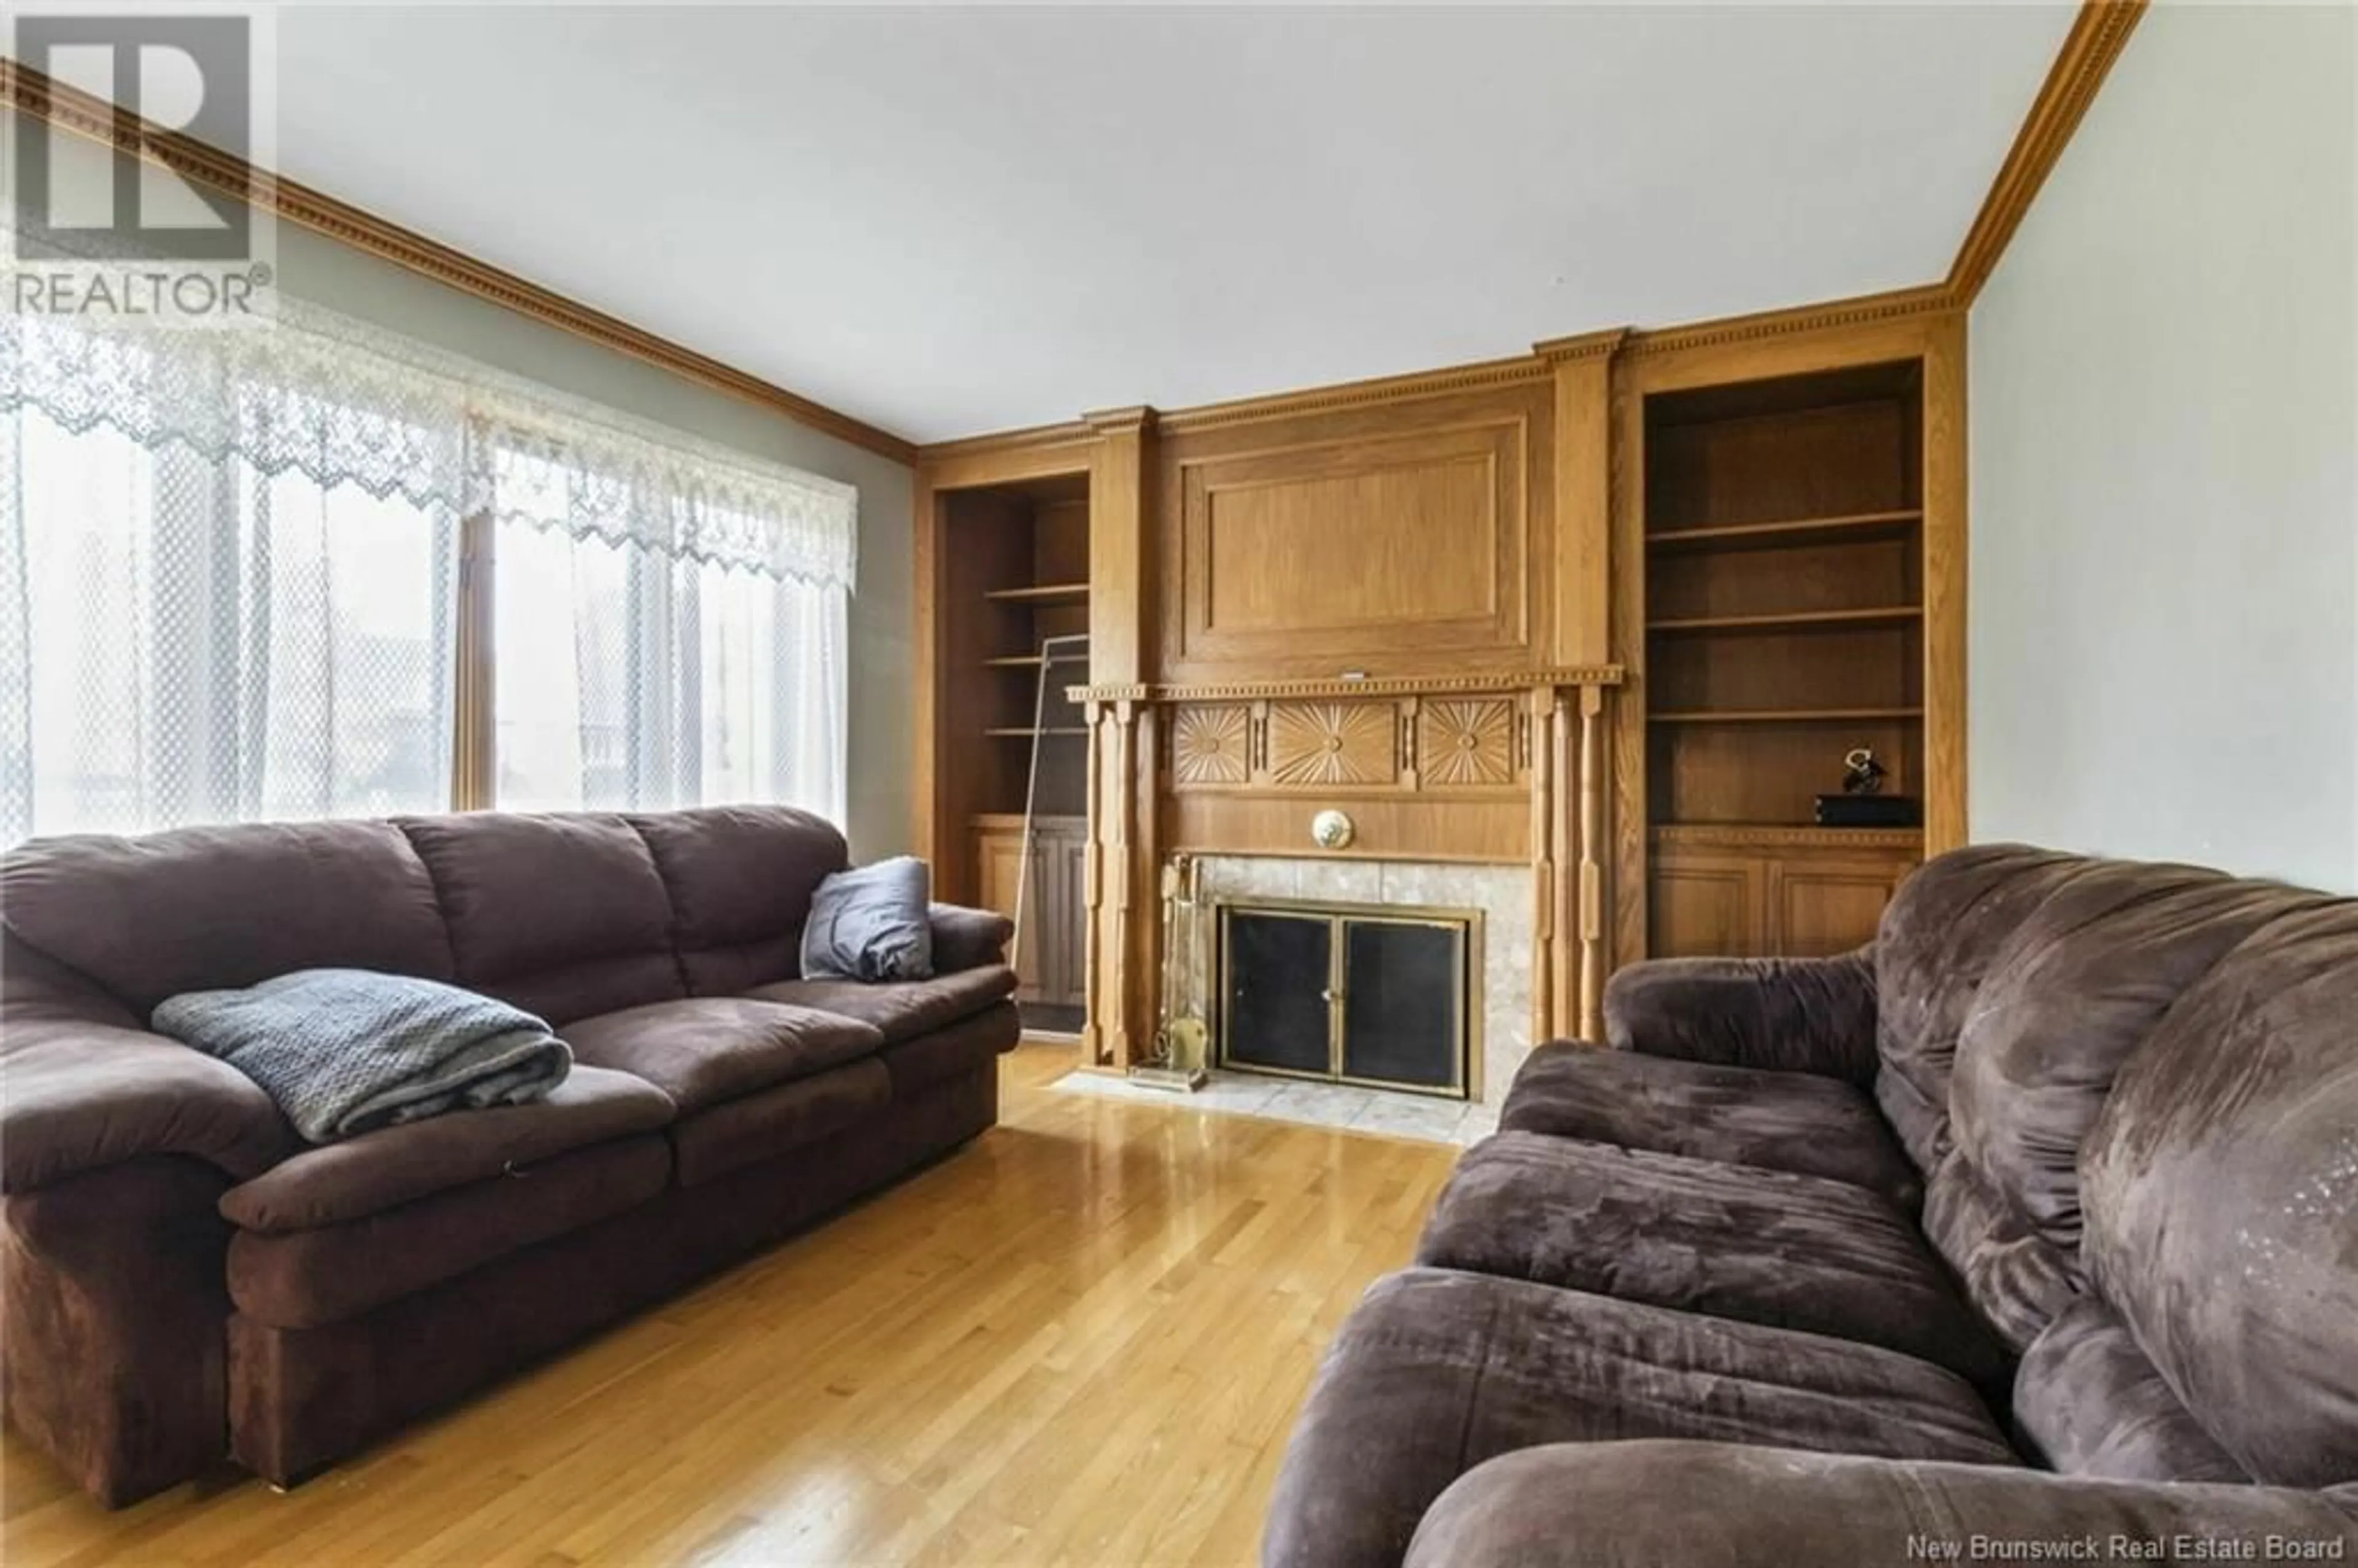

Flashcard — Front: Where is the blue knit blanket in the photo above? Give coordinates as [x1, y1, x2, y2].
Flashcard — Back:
[154, 968, 571, 1143]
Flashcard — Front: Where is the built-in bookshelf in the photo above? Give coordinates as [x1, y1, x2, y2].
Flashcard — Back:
[1641, 361, 1928, 958]
[935, 472, 1092, 1028]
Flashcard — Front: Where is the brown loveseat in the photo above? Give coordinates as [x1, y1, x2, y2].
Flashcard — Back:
[0, 806, 1019, 1506]
[1265, 844, 2358, 1567]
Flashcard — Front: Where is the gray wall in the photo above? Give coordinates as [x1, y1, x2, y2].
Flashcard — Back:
[21, 116, 916, 858]
[1967, 2, 2357, 892]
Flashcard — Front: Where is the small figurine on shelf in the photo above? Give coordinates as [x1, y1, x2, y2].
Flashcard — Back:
[1817, 747, 1918, 828]
[1842, 747, 1888, 796]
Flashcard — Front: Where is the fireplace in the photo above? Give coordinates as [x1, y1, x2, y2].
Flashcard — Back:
[1215, 899, 1477, 1098]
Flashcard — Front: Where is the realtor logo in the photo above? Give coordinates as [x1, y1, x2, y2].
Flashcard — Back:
[4, 7, 276, 324]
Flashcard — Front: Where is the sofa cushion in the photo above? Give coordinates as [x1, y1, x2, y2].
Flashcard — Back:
[671, 1059, 890, 1188]
[2081, 900, 2358, 1488]
[1415, 1132, 2007, 1389]
[226, 1135, 671, 1329]
[1870, 844, 2087, 1170]
[746, 967, 1018, 1047]
[562, 999, 884, 1114]
[627, 806, 849, 996]
[1262, 1267, 2017, 1568]
[1, 820, 454, 1016]
[219, 1066, 674, 1233]
[397, 812, 682, 1025]
[878, 1002, 1022, 1098]
[2014, 1298, 2248, 1483]
[1500, 1043, 1922, 1210]
[1931, 861, 2318, 1351]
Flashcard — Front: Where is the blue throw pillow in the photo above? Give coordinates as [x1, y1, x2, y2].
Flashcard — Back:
[801, 856, 935, 982]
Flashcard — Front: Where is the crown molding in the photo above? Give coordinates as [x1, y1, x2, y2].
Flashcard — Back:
[916, 419, 1099, 465]
[1070, 667, 1625, 705]
[0, 62, 918, 466]
[1947, 0, 2148, 306]
[1531, 327, 1632, 364]
[1081, 405, 1155, 437]
[1621, 283, 1958, 359]
[1153, 353, 1552, 439]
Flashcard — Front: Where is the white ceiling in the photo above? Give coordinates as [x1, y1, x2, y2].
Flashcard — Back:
[256, 4, 2076, 444]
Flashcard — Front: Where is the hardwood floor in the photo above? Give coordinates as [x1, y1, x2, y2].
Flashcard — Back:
[2, 1044, 1458, 1567]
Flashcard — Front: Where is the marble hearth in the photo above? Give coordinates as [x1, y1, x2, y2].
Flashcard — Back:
[1187, 855, 1538, 1108]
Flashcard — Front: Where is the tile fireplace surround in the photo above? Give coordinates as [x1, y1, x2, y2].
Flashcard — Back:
[1187, 855, 1538, 1108]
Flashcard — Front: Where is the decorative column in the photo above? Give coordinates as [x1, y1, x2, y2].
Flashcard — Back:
[1081, 408, 1159, 1069]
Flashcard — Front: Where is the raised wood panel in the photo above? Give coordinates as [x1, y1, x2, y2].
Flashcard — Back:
[1203, 457, 1496, 632]
[1648, 851, 1766, 958]
[1772, 857, 1909, 958]
[975, 821, 1046, 1001]
[1268, 702, 1399, 787]
[1159, 382, 1551, 682]
[1170, 704, 1252, 785]
[1417, 698, 1518, 788]
[1167, 795, 1530, 865]
[1175, 425, 1523, 672]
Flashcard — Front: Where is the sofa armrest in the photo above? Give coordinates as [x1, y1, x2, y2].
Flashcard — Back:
[1603, 947, 1877, 1084]
[930, 902, 1014, 974]
[3, 1019, 297, 1193]
[1406, 1443, 2358, 1568]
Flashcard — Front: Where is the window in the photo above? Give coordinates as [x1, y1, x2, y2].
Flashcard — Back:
[1, 305, 856, 845]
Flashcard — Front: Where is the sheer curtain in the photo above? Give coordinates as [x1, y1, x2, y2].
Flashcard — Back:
[2, 330, 459, 843]
[484, 432, 849, 823]
[2, 300, 857, 846]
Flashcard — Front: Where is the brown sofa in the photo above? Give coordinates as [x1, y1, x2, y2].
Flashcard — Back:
[1265, 844, 2358, 1567]
[0, 806, 1020, 1506]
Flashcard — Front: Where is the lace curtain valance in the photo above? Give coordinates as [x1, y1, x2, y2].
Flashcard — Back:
[0, 300, 859, 588]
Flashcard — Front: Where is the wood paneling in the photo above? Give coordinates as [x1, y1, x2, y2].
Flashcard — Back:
[975, 815, 1089, 1009]
[1267, 702, 1399, 788]
[1170, 704, 1252, 785]
[1649, 850, 1767, 958]
[1650, 830, 1915, 959]
[975, 818, 1046, 1001]
[1167, 794, 1531, 865]
[1772, 856, 1910, 957]
[1158, 382, 1551, 683]
[1418, 699, 1518, 788]
[1542, 332, 1625, 668]
[1167, 417, 1533, 677]
[1201, 459, 1497, 632]
[1921, 312, 1971, 855]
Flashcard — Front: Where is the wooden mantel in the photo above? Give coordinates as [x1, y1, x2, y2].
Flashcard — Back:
[1073, 667, 1625, 1071]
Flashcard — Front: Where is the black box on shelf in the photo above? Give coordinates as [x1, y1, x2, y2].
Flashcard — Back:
[1814, 794, 1922, 828]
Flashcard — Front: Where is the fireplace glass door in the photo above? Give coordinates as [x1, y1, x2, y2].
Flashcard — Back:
[1216, 902, 1472, 1098]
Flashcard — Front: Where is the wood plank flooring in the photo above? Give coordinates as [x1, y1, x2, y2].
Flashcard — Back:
[2, 1044, 1458, 1567]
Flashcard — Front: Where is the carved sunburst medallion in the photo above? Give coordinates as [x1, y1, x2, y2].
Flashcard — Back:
[1419, 698, 1515, 786]
[1172, 704, 1251, 785]
[1269, 702, 1396, 786]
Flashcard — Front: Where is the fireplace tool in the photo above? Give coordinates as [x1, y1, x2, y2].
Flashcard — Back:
[1128, 855, 1209, 1092]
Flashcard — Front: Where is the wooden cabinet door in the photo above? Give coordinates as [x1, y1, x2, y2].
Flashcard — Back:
[1038, 825, 1091, 1007]
[1768, 856, 1912, 957]
[1648, 850, 1768, 958]
[975, 826, 1046, 1002]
